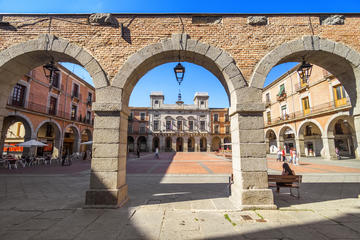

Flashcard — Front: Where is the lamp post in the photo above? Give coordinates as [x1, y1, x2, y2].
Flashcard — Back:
[297, 59, 313, 83]
[43, 60, 60, 85]
[174, 62, 185, 103]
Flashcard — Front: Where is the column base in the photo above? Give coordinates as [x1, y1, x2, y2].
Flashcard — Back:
[85, 184, 128, 208]
[229, 185, 277, 210]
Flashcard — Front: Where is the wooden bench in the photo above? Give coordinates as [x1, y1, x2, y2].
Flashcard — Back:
[268, 175, 302, 198]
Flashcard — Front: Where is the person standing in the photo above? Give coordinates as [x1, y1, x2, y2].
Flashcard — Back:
[281, 148, 286, 162]
[293, 148, 298, 165]
[277, 149, 282, 162]
[136, 147, 140, 158]
[335, 147, 341, 160]
[289, 148, 293, 164]
[155, 147, 159, 159]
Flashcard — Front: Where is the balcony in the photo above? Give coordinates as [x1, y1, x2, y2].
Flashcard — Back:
[276, 92, 287, 102]
[265, 98, 351, 126]
[7, 100, 93, 125]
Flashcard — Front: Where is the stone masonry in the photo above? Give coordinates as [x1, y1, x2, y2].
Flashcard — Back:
[1, 13, 360, 209]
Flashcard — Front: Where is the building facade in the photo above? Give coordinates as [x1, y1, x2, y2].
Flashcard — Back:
[127, 92, 231, 152]
[2, 63, 95, 157]
[263, 64, 353, 159]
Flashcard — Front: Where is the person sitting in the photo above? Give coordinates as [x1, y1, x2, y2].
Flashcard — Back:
[276, 162, 295, 193]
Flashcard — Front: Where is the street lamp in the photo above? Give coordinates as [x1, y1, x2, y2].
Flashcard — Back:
[43, 60, 60, 84]
[174, 62, 185, 85]
[297, 59, 313, 83]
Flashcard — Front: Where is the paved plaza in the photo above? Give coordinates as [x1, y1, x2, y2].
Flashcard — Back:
[0, 153, 359, 239]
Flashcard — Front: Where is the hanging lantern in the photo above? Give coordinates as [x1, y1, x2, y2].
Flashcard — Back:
[297, 59, 313, 83]
[174, 62, 185, 85]
[43, 60, 60, 83]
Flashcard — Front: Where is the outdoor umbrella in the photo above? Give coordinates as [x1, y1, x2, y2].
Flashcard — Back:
[4, 143, 14, 148]
[80, 141, 93, 145]
[17, 139, 48, 147]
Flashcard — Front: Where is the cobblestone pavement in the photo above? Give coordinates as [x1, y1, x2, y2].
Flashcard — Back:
[0, 153, 359, 239]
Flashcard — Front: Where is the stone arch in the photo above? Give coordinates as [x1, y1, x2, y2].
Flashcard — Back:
[297, 119, 324, 138]
[1, 112, 35, 156]
[324, 112, 353, 138]
[250, 36, 360, 113]
[63, 124, 81, 154]
[35, 119, 62, 158]
[110, 33, 247, 107]
[297, 119, 324, 157]
[152, 136, 160, 152]
[211, 136, 222, 151]
[0, 34, 109, 91]
[324, 113, 355, 158]
[127, 136, 135, 152]
[80, 128, 93, 152]
[265, 128, 277, 154]
[176, 137, 183, 152]
[187, 137, 195, 152]
[278, 124, 296, 153]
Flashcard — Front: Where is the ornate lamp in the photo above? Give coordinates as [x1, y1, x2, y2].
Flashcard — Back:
[297, 59, 313, 83]
[174, 62, 185, 85]
[43, 60, 60, 83]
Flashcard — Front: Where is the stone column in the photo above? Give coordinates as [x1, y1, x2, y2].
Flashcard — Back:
[147, 135, 153, 152]
[0, 114, 5, 156]
[322, 136, 336, 159]
[295, 138, 304, 157]
[172, 136, 177, 152]
[85, 104, 128, 208]
[229, 88, 275, 210]
[353, 115, 360, 159]
[194, 136, 200, 152]
[183, 137, 188, 152]
[206, 136, 211, 152]
[159, 136, 165, 152]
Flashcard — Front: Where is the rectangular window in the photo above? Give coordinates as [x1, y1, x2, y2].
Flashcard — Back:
[214, 114, 219, 122]
[140, 112, 145, 121]
[266, 93, 270, 102]
[128, 124, 132, 133]
[86, 111, 91, 123]
[225, 114, 229, 122]
[87, 92, 92, 103]
[72, 84, 79, 98]
[189, 121, 194, 131]
[302, 97, 310, 115]
[71, 105, 77, 120]
[279, 84, 285, 96]
[166, 120, 171, 131]
[200, 121, 206, 131]
[52, 71, 60, 88]
[139, 125, 146, 134]
[333, 85, 347, 107]
[281, 105, 287, 119]
[214, 125, 219, 134]
[177, 120, 182, 131]
[225, 125, 230, 134]
[11, 84, 26, 107]
[128, 112, 133, 121]
[154, 120, 159, 131]
[267, 111, 271, 124]
[49, 96, 57, 115]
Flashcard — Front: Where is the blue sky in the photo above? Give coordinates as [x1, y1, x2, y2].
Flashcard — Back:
[5, 0, 358, 107]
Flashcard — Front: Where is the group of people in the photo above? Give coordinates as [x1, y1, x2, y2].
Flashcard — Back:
[276, 147, 299, 165]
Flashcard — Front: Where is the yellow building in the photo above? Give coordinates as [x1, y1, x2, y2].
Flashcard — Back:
[263, 64, 353, 159]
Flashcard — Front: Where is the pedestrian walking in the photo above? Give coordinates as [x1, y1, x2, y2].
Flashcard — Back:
[155, 147, 159, 159]
[293, 148, 299, 165]
[282, 148, 286, 162]
[136, 147, 140, 158]
[289, 148, 293, 164]
[277, 149, 282, 162]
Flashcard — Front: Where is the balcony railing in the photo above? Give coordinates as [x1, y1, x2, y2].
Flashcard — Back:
[7, 100, 93, 125]
[266, 98, 351, 126]
[276, 92, 287, 102]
